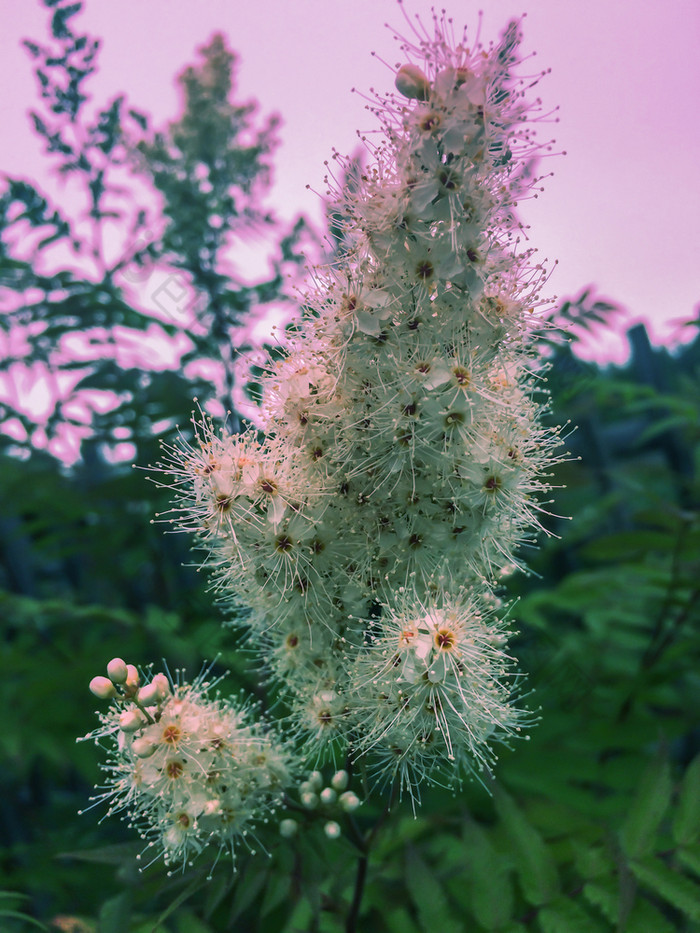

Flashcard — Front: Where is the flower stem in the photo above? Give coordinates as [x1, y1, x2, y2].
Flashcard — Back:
[346, 852, 368, 933]
[345, 781, 397, 932]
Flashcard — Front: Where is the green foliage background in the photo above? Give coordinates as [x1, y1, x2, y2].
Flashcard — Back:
[1, 2, 699, 931]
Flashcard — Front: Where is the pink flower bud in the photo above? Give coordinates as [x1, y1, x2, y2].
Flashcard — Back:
[137, 682, 159, 706]
[339, 791, 361, 812]
[151, 673, 171, 700]
[330, 769, 349, 791]
[89, 676, 117, 700]
[107, 658, 128, 684]
[300, 791, 318, 809]
[307, 770, 323, 790]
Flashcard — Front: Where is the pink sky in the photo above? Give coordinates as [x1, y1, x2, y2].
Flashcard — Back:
[1, 0, 699, 361]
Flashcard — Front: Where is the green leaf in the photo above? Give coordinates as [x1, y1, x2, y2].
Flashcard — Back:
[0, 893, 29, 904]
[404, 846, 461, 933]
[278, 896, 313, 933]
[150, 876, 205, 932]
[620, 754, 672, 858]
[0, 893, 51, 932]
[129, 108, 149, 130]
[173, 911, 214, 933]
[493, 786, 559, 907]
[672, 753, 700, 846]
[459, 820, 514, 929]
[580, 530, 672, 561]
[636, 414, 694, 445]
[0, 910, 51, 931]
[573, 843, 615, 881]
[52, 2, 81, 39]
[260, 869, 291, 918]
[98, 891, 132, 933]
[582, 879, 618, 925]
[583, 861, 637, 932]
[677, 844, 700, 878]
[384, 906, 421, 933]
[201, 871, 236, 920]
[624, 896, 676, 933]
[537, 896, 609, 932]
[228, 862, 267, 922]
[57, 843, 142, 865]
[631, 856, 700, 921]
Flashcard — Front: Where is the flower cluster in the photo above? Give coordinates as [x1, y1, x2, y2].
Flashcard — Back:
[81, 660, 294, 870]
[158, 11, 561, 794]
[348, 586, 526, 789]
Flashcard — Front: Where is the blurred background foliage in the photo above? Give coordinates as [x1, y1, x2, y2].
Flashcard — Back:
[1, 1, 699, 931]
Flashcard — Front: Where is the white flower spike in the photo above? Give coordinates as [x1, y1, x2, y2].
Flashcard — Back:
[152, 6, 561, 802]
[156, 8, 561, 794]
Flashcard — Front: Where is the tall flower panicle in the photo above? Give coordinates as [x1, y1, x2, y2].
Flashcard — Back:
[156, 8, 562, 794]
[80, 661, 295, 871]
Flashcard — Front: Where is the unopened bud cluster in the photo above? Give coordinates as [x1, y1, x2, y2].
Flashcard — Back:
[89, 658, 140, 699]
[81, 661, 294, 868]
[280, 768, 362, 841]
[298, 768, 362, 814]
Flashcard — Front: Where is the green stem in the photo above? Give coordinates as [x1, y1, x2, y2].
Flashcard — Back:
[345, 781, 398, 933]
[345, 852, 368, 933]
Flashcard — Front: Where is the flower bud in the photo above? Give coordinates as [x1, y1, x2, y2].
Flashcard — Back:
[137, 682, 160, 706]
[395, 63, 430, 100]
[307, 770, 323, 790]
[320, 787, 337, 805]
[107, 658, 128, 684]
[131, 736, 156, 758]
[339, 791, 361, 812]
[324, 820, 341, 839]
[119, 709, 146, 733]
[330, 769, 349, 791]
[151, 673, 171, 700]
[279, 818, 298, 838]
[89, 676, 117, 700]
[125, 665, 140, 690]
[300, 791, 318, 809]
